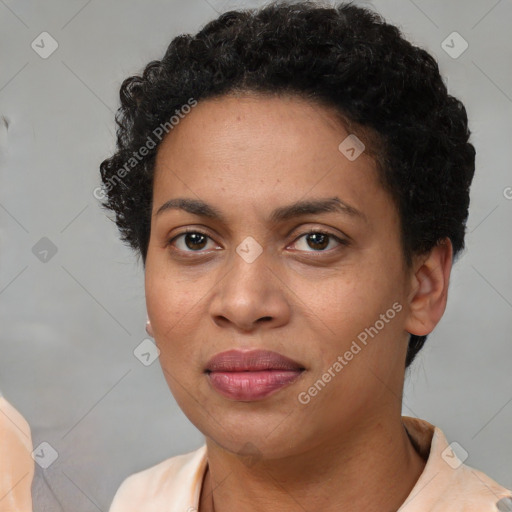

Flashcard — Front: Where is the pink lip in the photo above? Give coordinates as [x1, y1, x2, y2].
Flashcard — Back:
[205, 349, 305, 401]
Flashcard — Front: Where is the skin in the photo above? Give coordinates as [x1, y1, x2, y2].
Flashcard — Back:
[144, 93, 453, 512]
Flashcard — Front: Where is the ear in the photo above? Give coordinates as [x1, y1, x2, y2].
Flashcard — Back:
[404, 237, 453, 337]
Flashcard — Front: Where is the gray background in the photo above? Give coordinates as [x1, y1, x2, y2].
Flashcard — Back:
[1, 0, 511, 510]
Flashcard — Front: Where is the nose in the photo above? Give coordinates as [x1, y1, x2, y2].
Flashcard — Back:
[208, 244, 291, 333]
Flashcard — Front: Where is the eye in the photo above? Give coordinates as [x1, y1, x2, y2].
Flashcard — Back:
[168, 229, 218, 253]
[290, 230, 348, 252]
[167, 228, 349, 255]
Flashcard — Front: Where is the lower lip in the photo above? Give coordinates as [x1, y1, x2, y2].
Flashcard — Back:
[207, 370, 304, 400]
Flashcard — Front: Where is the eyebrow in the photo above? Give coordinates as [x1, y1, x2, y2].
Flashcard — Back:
[155, 196, 367, 224]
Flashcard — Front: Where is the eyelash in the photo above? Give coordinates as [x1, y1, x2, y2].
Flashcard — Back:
[167, 228, 349, 256]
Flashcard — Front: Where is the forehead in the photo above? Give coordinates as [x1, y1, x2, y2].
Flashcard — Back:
[152, 93, 388, 224]
[155, 93, 348, 166]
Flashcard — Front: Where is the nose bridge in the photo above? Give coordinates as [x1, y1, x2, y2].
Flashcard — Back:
[228, 234, 270, 293]
[210, 234, 288, 329]
[235, 234, 266, 267]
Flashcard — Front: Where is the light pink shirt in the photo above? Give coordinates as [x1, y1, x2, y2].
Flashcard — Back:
[0, 396, 34, 512]
[109, 416, 512, 512]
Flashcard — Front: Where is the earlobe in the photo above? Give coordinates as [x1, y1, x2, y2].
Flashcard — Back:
[146, 318, 154, 337]
[404, 238, 453, 337]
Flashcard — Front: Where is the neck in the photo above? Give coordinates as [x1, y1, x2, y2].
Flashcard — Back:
[199, 414, 427, 512]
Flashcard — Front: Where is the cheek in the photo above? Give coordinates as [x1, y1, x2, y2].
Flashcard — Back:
[145, 264, 196, 328]
[145, 270, 201, 371]
[306, 271, 377, 332]
[145, 272, 210, 421]
[305, 256, 404, 359]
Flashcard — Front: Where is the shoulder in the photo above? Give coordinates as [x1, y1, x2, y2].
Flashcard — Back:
[109, 445, 207, 512]
[429, 458, 512, 512]
[401, 417, 512, 512]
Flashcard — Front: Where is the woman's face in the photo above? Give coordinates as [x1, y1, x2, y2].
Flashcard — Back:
[145, 93, 417, 458]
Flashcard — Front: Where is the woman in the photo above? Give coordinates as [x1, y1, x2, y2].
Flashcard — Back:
[99, 2, 512, 510]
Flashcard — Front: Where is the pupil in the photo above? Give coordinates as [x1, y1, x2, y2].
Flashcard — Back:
[186, 233, 206, 250]
[308, 233, 328, 250]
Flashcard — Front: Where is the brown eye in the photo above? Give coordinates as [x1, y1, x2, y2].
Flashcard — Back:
[305, 232, 330, 250]
[168, 230, 215, 252]
[291, 230, 348, 252]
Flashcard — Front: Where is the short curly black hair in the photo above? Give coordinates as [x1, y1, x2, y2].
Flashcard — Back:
[99, 0, 475, 369]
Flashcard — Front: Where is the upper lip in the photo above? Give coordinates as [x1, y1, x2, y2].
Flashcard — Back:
[205, 349, 305, 372]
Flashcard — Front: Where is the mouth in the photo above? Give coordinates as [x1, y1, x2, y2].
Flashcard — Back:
[205, 349, 306, 401]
